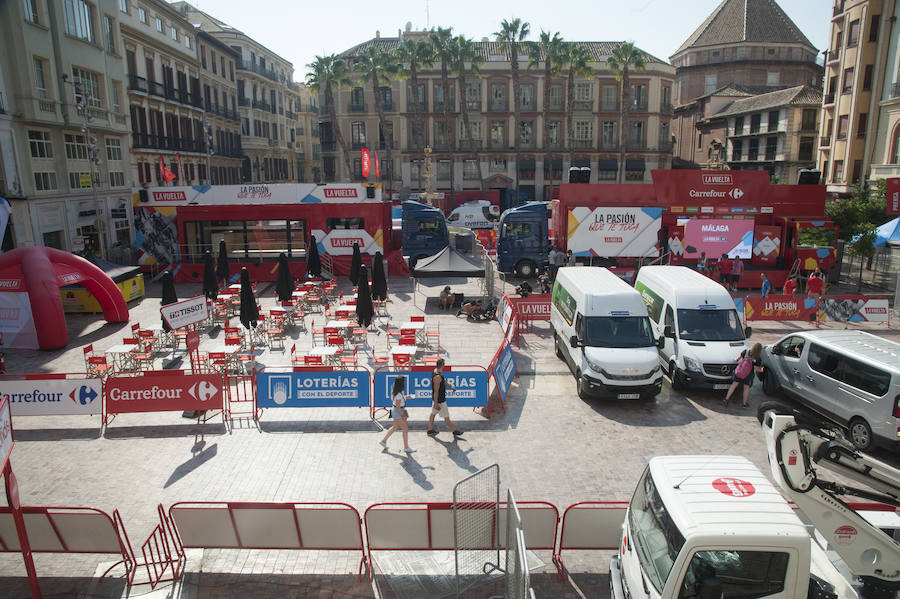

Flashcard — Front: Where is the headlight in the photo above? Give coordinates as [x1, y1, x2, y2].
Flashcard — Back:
[683, 356, 702, 372]
[585, 355, 605, 373]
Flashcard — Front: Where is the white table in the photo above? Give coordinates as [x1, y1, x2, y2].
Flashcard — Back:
[326, 319, 353, 331]
[105, 344, 137, 370]
[398, 321, 426, 343]
[390, 346, 418, 357]
[308, 346, 341, 364]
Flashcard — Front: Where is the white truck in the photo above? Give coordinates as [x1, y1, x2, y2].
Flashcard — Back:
[609, 406, 900, 599]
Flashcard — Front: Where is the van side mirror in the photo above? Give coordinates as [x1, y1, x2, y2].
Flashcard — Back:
[656, 336, 665, 349]
[744, 326, 752, 338]
[569, 335, 582, 349]
[664, 326, 675, 339]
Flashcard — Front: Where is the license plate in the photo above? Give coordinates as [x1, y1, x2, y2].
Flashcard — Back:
[618, 393, 640, 399]
[713, 384, 730, 390]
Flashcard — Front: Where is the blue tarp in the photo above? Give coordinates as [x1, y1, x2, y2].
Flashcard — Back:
[874, 217, 900, 247]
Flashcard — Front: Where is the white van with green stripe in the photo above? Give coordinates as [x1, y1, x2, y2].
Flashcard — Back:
[635, 265, 751, 390]
[550, 267, 663, 400]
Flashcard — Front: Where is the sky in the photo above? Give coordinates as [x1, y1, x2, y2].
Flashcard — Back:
[182, 0, 832, 80]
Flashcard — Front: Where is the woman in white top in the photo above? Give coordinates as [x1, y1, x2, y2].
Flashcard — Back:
[380, 376, 416, 453]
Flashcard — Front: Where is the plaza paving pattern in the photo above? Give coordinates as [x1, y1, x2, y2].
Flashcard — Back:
[0, 275, 897, 598]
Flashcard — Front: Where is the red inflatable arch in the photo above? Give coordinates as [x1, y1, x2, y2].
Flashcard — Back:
[0, 247, 128, 350]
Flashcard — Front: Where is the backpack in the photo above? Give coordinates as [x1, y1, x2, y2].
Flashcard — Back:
[734, 355, 753, 379]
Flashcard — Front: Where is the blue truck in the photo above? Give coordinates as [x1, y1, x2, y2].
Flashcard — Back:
[496, 202, 549, 278]
[400, 201, 449, 268]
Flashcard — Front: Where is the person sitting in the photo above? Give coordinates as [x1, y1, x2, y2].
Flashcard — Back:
[439, 286, 453, 311]
[457, 299, 482, 318]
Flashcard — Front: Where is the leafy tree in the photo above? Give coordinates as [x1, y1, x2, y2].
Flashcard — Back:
[430, 26, 456, 196]
[354, 46, 398, 194]
[450, 35, 485, 190]
[607, 42, 646, 184]
[561, 44, 592, 169]
[306, 55, 353, 179]
[394, 38, 434, 190]
[495, 18, 531, 194]
[825, 180, 887, 289]
[848, 225, 877, 292]
[528, 31, 565, 192]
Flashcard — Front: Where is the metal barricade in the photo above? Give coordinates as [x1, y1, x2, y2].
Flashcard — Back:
[454, 464, 501, 597]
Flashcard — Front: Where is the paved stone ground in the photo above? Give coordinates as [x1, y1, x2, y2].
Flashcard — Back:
[0, 274, 898, 599]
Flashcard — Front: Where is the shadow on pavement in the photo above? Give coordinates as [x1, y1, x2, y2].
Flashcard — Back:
[0, 576, 126, 599]
[258, 419, 380, 433]
[12, 427, 102, 442]
[103, 422, 227, 439]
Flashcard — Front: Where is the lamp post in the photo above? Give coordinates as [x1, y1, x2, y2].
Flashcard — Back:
[203, 117, 213, 185]
[68, 79, 106, 259]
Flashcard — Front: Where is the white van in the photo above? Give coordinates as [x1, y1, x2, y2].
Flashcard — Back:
[634, 266, 751, 390]
[447, 200, 500, 230]
[550, 267, 664, 400]
[761, 330, 900, 451]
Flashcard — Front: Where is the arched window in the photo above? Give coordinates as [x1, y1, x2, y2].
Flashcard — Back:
[892, 123, 900, 164]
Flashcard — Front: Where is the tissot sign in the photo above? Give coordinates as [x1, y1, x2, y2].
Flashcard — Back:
[105, 373, 223, 414]
[161, 295, 208, 329]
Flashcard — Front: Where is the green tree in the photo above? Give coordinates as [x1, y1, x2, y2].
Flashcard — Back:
[394, 38, 434, 190]
[306, 55, 353, 179]
[528, 31, 564, 193]
[848, 226, 877, 292]
[353, 45, 398, 194]
[430, 26, 455, 197]
[825, 181, 888, 289]
[607, 42, 647, 184]
[495, 18, 531, 194]
[561, 44, 592, 169]
[450, 35, 485, 190]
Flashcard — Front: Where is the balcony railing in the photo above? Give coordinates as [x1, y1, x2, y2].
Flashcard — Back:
[432, 141, 451, 151]
[252, 100, 273, 112]
[488, 139, 508, 150]
[748, 150, 759, 161]
[286, 111, 297, 120]
[348, 103, 367, 112]
[800, 122, 818, 132]
[147, 80, 165, 98]
[433, 101, 455, 112]
[377, 141, 398, 150]
[891, 82, 900, 99]
[128, 74, 148, 93]
[406, 101, 429, 112]
[380, 100, 394, 111]
[572, 100, 592, 111]
[520, 141, 536, 149]
[520, 102, 536, 112]
[599, 141, 618, 151]
[631, 102, 648, 113]
[573, 139, 593, 149]
[627, 141, 646, 151]
[236, 60, 281, 83]
[350, 142, 367, 150]
[239, 96, 250, 107]
[824, 93, 835, 105]
[132, 132, 204, 153]
[458, 139, 483, 150]
[820, 136, 831, 147]
[466, 101, 481, 111]
[833, 1, 844, 16]
[489, 102, 508, 112]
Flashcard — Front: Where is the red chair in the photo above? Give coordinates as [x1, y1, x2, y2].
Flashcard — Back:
[304, 355, 324, 366]
[82, 344, 95, 371]
[131, 342, 154, 371]
[208, 352, 228, 371]
[410, 315, 425, 323]
[392, 353, 411, 367]
[339, 346, 359, 368]
[399, 336, 417, 346]
[327, 335, 344, 347]
[400, 328, 416, 337]
[131, 322, 141, 335]
[426, 322, 441, 349]
[290, 344, 304, 365]
[87, 355, 112, 377]
[372, 355, 389, 367]
[422, 355, 440, 366]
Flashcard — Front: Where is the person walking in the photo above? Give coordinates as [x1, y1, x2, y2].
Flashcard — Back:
[717, 253, 732, 287]
[723, 343, 762, 409]
[760, 272, 772, 298]
[427, 358, 462, 437]
[380, 377, 416, 453]
[730, 256, 744, 292]
[807, 268, 824, 297]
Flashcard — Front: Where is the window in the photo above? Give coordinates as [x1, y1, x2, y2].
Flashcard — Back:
[24, 0, 39, 23]
[351, 121, 366, 146]
[138, 6, 146, 23]
[28, 130, 53, 158]
[857, 113, 867, 137]
[111, 81, 121, 112]
[155, 17, 162, 33]
[765, 136, 777, 160]
[731, 139, 742, 161]
[748, 138, 759, 160]
[519, 120, 534, 145]
[109, 171, 125, 187]
[548, 121, 560, 145]
[775, 336, 806, 359]
[33, 172, 57, 191]
[768, 110, 779, 132]
[490, 83, 506, 107]
[63, 0, 94, 42]
[325, 217, 365, 230]
[549, 85, 563, 109]
[847, 19, 859, 47]
[734, 116, 744, 135]
[833, 160, 844, 181]
[105, 138, 122, 160]
[893, 128, 900, 164]
[801, 109, 817, 131]
[489, 158, 506, 172]
[629, 467, 684, 594]
[33, 57, 47, 99]
[72, 67, 101, 107]
[704, 74, 717, 94]
[520, 84, 534, 109]
[750, 114, 761, 133]
[852, 159, 862, 183]
[678, 551, 788, 599]
[118, 0, 127, 13]
[185, 35, 191, 49]
[65, 133, 89, 160]
[437, 159, 450, 180]
[631, 84, 646, 108]
[211, 51, 217, 74]
[574, 120, 593, 140]
[574, 82, 592, 101]
[68, 171, 93, 189]
[171, 27, 178, 41]
[798, 137, 814, 161]
[601, 85, 617, 111]
[459, 120, 482, 141]
[463, 159, 479, 180]
[490, 120, 506, 146]
[104, 15, 115, 53]
[807, 344, 890, 396]
[862, 64, 873, 91]
[837, 115, 848, 139]
[869, 15, 880, 42]
[629, 121, 643, 146]
[842, 67, 854, 93]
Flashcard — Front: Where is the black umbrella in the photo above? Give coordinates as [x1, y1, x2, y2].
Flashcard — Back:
[202, 250, 217, 300]
[371, 251, 387, 301]
[355, 265, 374, 328]
[349, 242, 362, 286]
[275, 253, 293, 302]
[306, 235, 322, 279]
[160, 271, 178, 332]
[238, 267, 259, 330]
[216, 239, 230, 285]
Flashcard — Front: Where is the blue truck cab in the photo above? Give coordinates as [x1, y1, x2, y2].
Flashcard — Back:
[401, 200, 449, 268]
[496, 202, 548, 278]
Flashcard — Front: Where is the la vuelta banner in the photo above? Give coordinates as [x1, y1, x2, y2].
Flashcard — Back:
[105, 373, 223, 414]
[743, 295, 818, 322]
[752, 225, 781, 267]
[567, 207, 662, 258]
[510, 294, 551, 321]
[819, 296, 889, 323]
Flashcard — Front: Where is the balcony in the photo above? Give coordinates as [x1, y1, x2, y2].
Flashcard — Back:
[748, 150, 759, 161]
[824, 93, 835, 105]
[377, 141, 398, 150]
[432, 141, 451, 151]
[489, 102, 508, 112]
[147, 80, 165, 98]
[820, 136, 832, 147]
[236, 60, 281, 84]
[128, 74, 148, 93]
[406, 101, 429, 112]
[660, 103, 674, 114]
[573, 139, 594, 149]
[800, 122, 818, 132]
[132, 133, 204, 153]
[239, 96, 250, 107]
[572, 100, 592, 111]
[627, 141, 646, 151]
[630, 102, 648, 113]
[488, 139, 508, 150]
[659, 141, 674, 153]
[466, 101, 481, 111]
[548, 102, 564, 112]
[599, 141, 619, 151]
[380, 100, 394, 111]
[286, 110, 296, 120]
[350, 142, 367, 150]
[348, 103, 367, 113]
[321, 141, 336, 152]
[520, 101, 537, 112]
[519, 141, 536, 149]
[891, 82, 900, 99]
[286, 142, 294, 149]
[433, 101, 455, 113]
[252, 100, 273, 112]
[833, 1, 844, 17]
[827, 49, 841, 64]
[458, 139, 483, 150]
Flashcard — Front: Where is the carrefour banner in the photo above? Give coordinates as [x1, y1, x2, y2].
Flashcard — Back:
[1, 378, 102, 416]
[744, 295, 818, 322]
[257, 370, 370, 408]
[567, 207, 662, 258]
[819, 296, 889, 323]
[372, 369, 488, 408]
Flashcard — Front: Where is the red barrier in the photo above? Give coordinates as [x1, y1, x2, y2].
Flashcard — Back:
[743, 294, 819, 322]
[138, 504, 183, 589]
[555, 501, 629, 579]
[223, 372, 256, 423]
[104, 371, 225, 425]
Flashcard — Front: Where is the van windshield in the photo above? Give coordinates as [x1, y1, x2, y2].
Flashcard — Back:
[676, 309, 744, 341]
[629, 467, 685, 593]
[585, 316, 655, 348]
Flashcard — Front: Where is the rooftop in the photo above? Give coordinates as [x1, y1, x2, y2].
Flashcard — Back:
[711, 85, 823, 119]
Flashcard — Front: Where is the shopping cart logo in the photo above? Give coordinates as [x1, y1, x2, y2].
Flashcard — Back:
[268, 375, 292, 405]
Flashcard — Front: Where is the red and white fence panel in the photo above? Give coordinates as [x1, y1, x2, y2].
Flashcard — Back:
[555, 501, 628, 578]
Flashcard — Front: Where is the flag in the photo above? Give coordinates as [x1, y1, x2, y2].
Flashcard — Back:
[361, 148, 370, 179]
[176, 153, 184, 183]
[0, 197, 10, 243]
[374, 151, 380, 179]
[160, 156, 175, 183]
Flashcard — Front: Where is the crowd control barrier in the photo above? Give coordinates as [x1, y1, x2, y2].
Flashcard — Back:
[372, 366, 489, 417]
[0, 505, 138, 583]
[256, 367, 371, 411]
[363, 501, 559, 581]
[103, 370, 225, 426]
[555, 501, 627, 579]
[223, 372, 256, 423]
[487, 340, 517, 414]
[0, 373, 103, 417]
[168, 501, 368, 581]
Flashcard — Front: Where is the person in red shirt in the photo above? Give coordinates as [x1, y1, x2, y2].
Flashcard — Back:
[806, 269, 824, 297]
[717, 254, 732, 287]
[783, 276, 798, 295]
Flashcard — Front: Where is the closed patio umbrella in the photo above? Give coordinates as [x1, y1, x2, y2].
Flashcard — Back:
[349, 242, 362, 286]
[275, 252, 293, 302]
[355, 265, 374, 328]
[216, 239, 230, 284]
[202, 250, 217, 300]
[160, 270, 178, 332]
[371, 251, 387, 301]
[306, 235, 322, 278]
[238, 267, 259, 330]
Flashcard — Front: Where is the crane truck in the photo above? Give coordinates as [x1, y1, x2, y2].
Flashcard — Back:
[609, 407, 900, 599]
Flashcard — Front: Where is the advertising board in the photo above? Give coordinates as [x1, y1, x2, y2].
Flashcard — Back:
[1, 378, 102, 416]
[161, 295, 209, 329]
[567, 207, 662, 258]
[743, 295, 818, 322]
[682, 218, 754, 260]
[372, 370, 488, 408]
[819, 296, 889, 323]
[0, 398, 12, 471]
[257, 370, 370, 408]
[492, 342, 517, 401]
[105, 373, 223, 414]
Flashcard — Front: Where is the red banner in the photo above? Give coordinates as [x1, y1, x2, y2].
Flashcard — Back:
[159, 156, 175, 183]
[510, 294, 551, 321]
[361, 148, 370, 179]
[105, 373, 223, 414]
[752, 225, 782, 267]
[743, 295, 818, 322]
[888, 178, 900, 215]
[374, 151, 380, 179]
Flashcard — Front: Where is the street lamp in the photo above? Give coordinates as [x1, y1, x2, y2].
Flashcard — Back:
[67, 78, 106, 259]
[203, 118, 214, 184]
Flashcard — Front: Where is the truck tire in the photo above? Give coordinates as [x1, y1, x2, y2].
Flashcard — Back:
[762, 369, 781, 396]
[515, 260, 536, 279]
[669, 361, 685, 391]
[848, 417, 873, 451]
[576, 371, 589, 400]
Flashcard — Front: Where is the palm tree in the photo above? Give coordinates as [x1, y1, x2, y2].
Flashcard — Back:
[306, 55, 353, 180]
[528, 30, 564, 195]
[394, 38, 433, 189]
[562, 44, 592, 169]
[430, 26, 455, 198]
[607, 42, 647, 184]
[353, 45, 398, 195]
[450, 35, 485, 190]
[495, 18, 530, 195]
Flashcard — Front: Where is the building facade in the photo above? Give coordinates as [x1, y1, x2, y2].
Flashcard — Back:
[0, 0, 133, 256]
[326, 29, 675, 199]
[818, 0, 898, 195]
[196, 31, 242, 184]
[869, 0, 900, 181]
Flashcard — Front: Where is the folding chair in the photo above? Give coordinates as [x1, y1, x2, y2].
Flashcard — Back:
[339, 346, 359, 368]
[87, 355, 113, 377]
[422, 355, 440, 366]
[207, 352, 228, 372]
[82, 344, 95, 371]
[372, 355, 389, 368]
[132, 342, 154, 371]
[391, 353, 411, 367]
[425, 322, 441, 350]
[311, 321, 325, 346]
[399, 335, 417, 347]
[304, 354, 324, 366]
[410, 315, 425, 323]
[373, 300, 389, 318]
[237, 343, 255, 372]
[131, 322, 141, 335]
[267, 317, 285, 351]
[350, 327, 368, 347]
[225, 326, 245, 349]
[290, 344, 305, 366]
